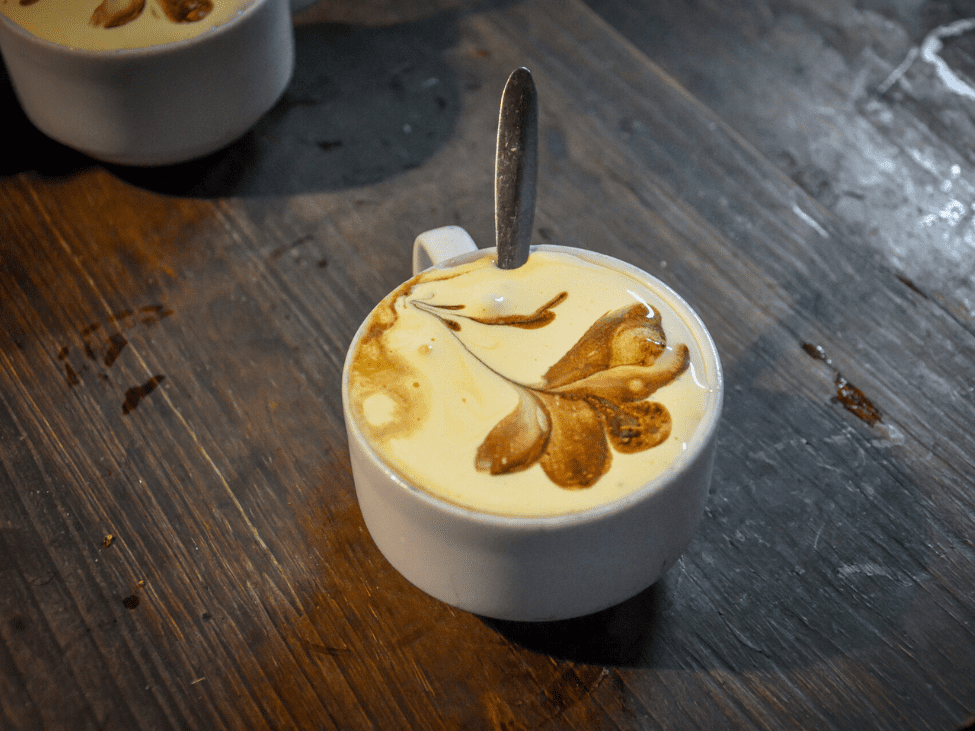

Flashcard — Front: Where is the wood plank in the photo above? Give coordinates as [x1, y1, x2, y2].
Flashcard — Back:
[586, 0, 975, 328]
[1, 0, 973, 728]
[469, 2, 975, 728]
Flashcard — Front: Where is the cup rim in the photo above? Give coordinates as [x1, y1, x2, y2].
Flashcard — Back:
[0, 0, 269, 59]
[343, 244, 724, 530]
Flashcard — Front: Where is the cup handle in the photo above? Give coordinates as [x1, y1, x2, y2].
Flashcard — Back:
[413, 226, 479, 275]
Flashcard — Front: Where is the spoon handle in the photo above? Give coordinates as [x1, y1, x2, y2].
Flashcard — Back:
[495, 67, 538, 270]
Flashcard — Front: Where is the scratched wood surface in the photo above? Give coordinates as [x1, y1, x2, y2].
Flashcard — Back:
[1, 0, 974, 729]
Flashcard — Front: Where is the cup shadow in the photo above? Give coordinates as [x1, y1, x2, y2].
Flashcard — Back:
[0, 12, 466, 196]
[119, 13, 468, 197]
[481, 580, 668, 668]
[0, 63, 93, 178]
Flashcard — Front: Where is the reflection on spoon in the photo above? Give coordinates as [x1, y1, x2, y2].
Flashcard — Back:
[495, 67, 539, 270]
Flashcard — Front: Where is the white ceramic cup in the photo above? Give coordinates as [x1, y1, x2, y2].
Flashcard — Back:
[0, 0, 294, 166]
[343, 226, 723, 622]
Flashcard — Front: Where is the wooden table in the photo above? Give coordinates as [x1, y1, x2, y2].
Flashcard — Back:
[3, 1, 974, 728]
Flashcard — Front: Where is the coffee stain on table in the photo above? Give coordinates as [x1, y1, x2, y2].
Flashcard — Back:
[122, 375, 166, 414]
[834, 374, 882, 426]
[57, 346, 82, 386]
[60, 304, 172, 387]
[103, 333, 129, 368]
[802, 342, 883, 425]
[122, 579, 146, 610]
[801, 342, 832, 365]
[56, 304, 173, 414]
[896, 274, 929, 299]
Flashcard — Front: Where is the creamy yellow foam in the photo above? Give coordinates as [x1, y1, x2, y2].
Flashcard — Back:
[0, 0, 250, 50]
[348, 250, 714, 518]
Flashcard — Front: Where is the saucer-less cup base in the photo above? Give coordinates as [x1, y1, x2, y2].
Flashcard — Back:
[0, 0, 294, 166]
[347, 417, 718, 621]
[343, 227, 723, 622]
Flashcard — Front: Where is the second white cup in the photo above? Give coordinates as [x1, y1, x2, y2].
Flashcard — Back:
[0, 0, 294, 166]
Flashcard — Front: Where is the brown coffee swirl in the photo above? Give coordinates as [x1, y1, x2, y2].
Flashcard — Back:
[1, 0, 247, 49]
[347, 250, 711, 517]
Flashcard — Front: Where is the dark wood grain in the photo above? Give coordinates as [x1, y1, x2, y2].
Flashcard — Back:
[2, 0, 974, 729]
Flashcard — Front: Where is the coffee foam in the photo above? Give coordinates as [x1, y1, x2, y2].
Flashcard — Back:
[0, 0, 249, 50]
[347, 249, 714, 517]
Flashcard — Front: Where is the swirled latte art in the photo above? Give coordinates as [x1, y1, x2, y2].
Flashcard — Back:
[347, 250, 712, 517]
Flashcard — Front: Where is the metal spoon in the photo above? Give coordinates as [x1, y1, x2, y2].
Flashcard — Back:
[495, 67, 539, 270]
